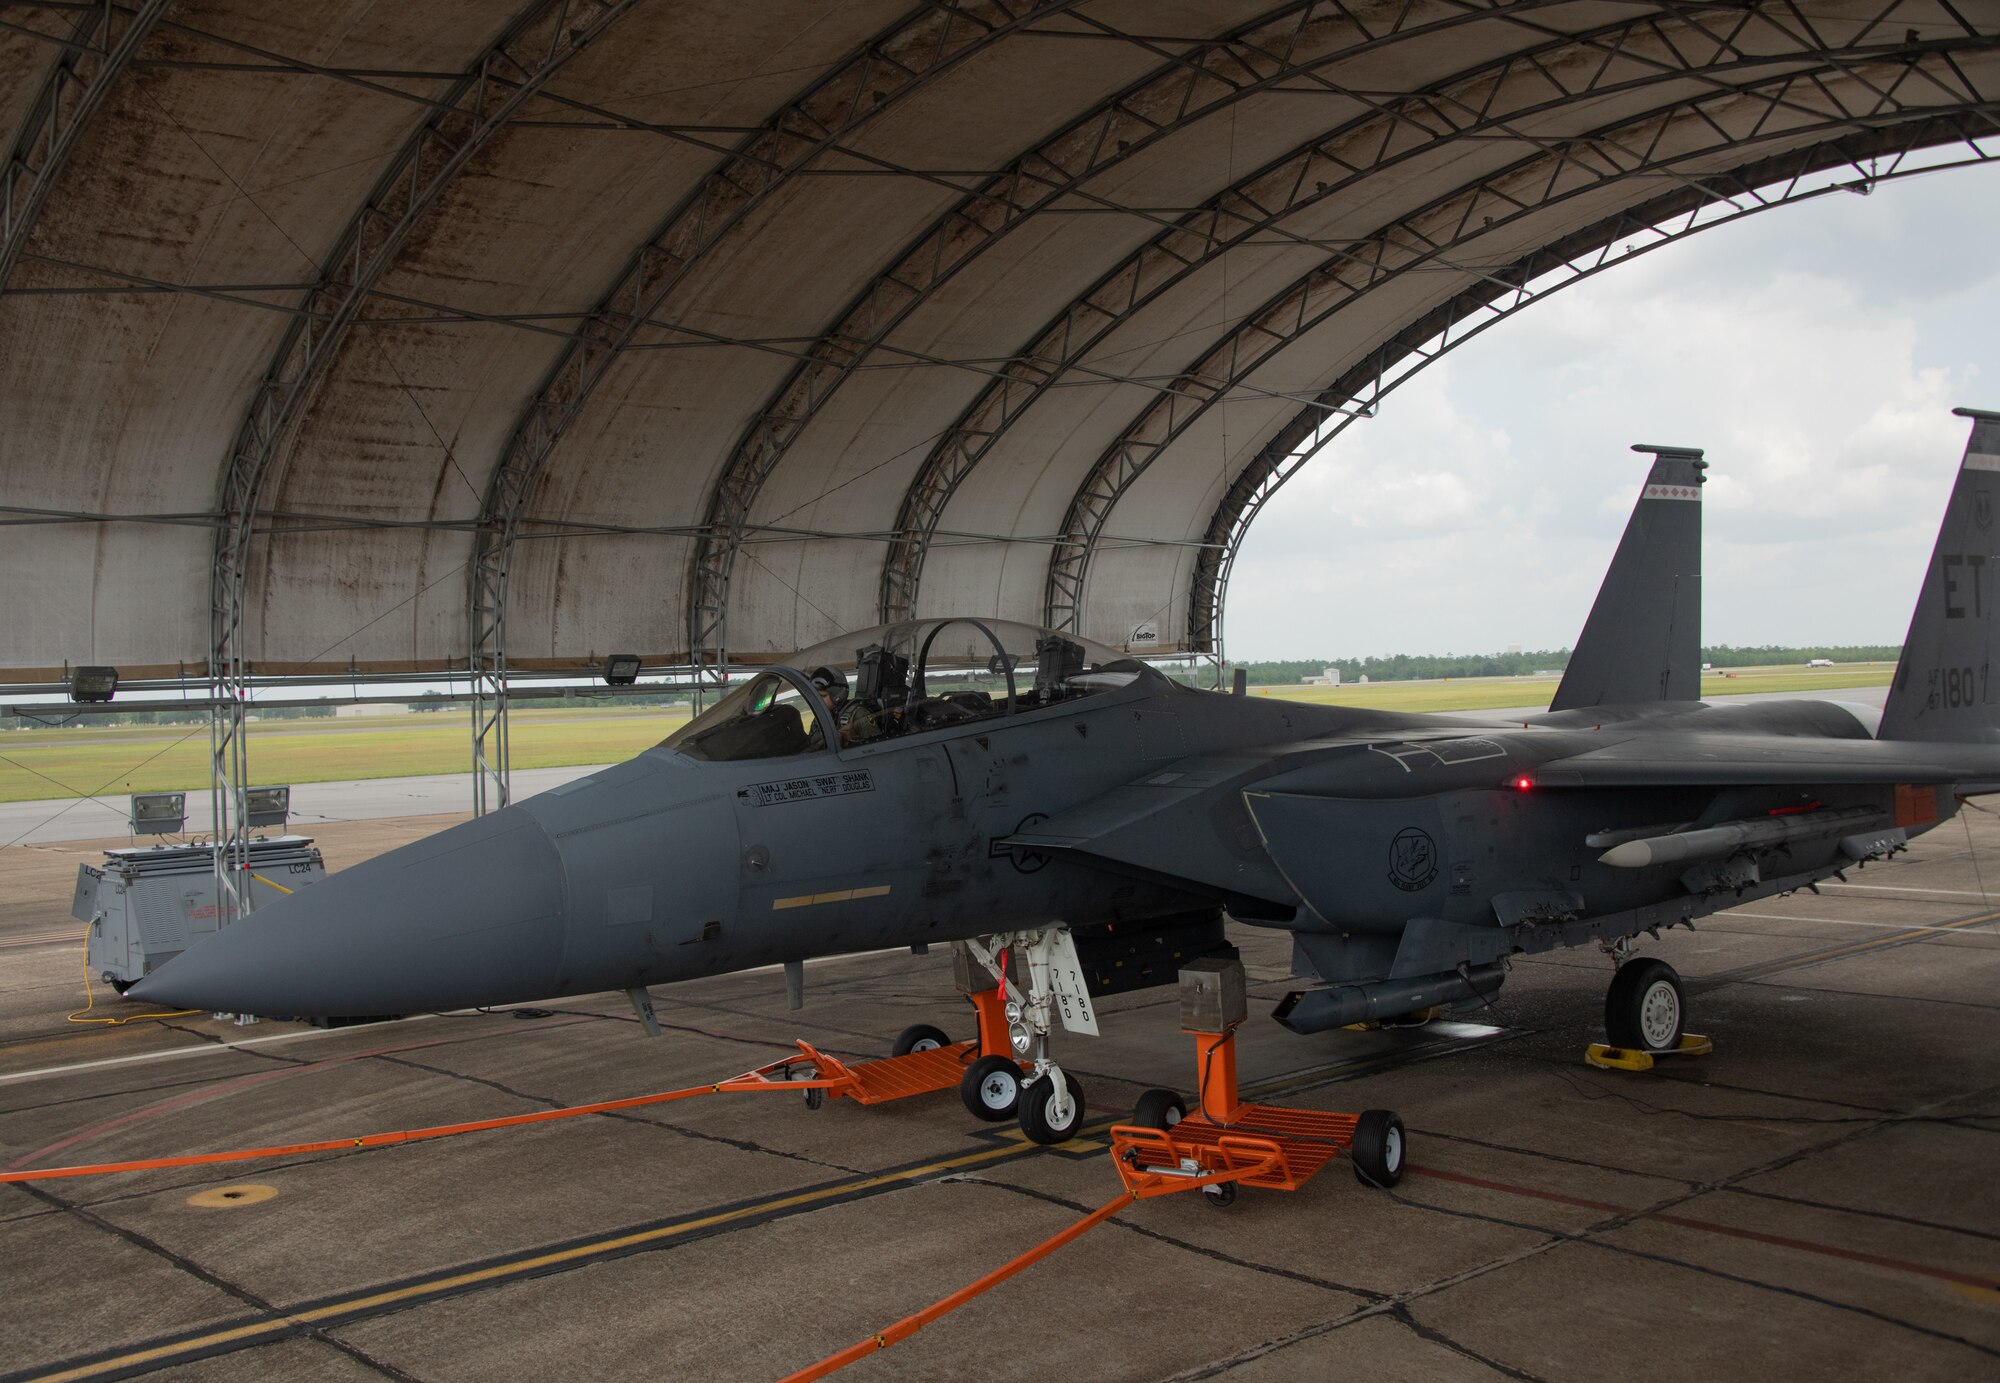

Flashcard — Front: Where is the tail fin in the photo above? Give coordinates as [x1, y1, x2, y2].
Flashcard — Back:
[1550, 444, 1706, 711]
[1879, 408, 2000, 743]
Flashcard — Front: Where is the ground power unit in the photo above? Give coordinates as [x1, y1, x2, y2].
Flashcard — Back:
[74, 838, 327, 990]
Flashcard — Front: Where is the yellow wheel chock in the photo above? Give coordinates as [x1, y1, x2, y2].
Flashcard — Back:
[1584, 1033, 1712, 1071]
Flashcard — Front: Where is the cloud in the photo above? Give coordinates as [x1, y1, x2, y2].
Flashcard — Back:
[1222, 166, 2000, 660]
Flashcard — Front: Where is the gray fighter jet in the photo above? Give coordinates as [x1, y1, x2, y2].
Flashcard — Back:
[135, 409, 2000, 1145]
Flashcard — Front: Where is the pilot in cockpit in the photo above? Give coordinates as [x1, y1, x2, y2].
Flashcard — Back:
[810, 665, 884, 746]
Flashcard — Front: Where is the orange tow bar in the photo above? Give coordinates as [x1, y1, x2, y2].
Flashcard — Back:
[2, 988, 1020, 1185]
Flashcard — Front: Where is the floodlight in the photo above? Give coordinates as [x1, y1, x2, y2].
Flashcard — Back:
[244, 785, 290, 829]
[129, 792, 186, 835]
[70, 666, 118, 703]
[603, 653, 641, 686]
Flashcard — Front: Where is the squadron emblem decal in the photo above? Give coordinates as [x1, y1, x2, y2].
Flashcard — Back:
[1387, 827, 1439, 891]
[989, 812, 1052, 873]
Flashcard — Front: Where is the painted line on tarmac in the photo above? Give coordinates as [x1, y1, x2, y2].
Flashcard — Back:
[1821, 883, 2000, 900]
[1697, 908, 2000, 990]
[1724, 911, 2000, 937]
[0, 1015, 450, 1086]
[3, 1030, 1516, 1383]
[0, 951, 905, 1087]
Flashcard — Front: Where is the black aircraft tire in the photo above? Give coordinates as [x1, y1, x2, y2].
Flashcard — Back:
[1019, 1071, 1087, 1145]
[1350, 1109, 1407, 1188]
[1131, 1088, 1186, 1130]
[960, 1055, 1022, 1121]
[1605, 958, 1686, 1053]
[892, 1023, 951, 1057]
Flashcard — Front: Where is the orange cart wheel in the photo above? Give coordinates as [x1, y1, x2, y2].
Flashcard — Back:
[1131, 1088, 1185, 1130]
[960, 1055, 1022, 1121]
[892, 1023, 951, 1056]
[1350, 1110, 1406, 1188]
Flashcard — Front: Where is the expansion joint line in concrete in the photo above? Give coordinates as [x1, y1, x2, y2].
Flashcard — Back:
[1180, 1098, 2000, 1380]
[1386, 1305, 1551, 1383]
[374, 1048, 866, 1177]
[8, 1179, 412, 1383]
[963, 1174, 1387, 1302]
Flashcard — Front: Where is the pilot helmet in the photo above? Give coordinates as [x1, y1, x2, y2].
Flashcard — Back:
[807, 665, 848, 705]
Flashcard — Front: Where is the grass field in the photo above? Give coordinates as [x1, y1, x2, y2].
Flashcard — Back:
[0, 709, 693, 804]
[1256, 664, 1896, 712]
[0, 665, 1893, 804]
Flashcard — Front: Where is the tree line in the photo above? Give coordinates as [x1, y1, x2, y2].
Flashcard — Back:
[1231, 644, 1904, 686]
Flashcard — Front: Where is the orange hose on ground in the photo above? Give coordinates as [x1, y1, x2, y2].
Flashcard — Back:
[0, 1081, 731, 1183]
[779, 1192, 1134, 1383]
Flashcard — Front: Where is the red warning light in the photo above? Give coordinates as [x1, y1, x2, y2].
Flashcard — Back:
[1512, 776, 1533, 791]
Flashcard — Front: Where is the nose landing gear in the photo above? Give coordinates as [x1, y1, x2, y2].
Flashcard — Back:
[957, 928, 1098, 1145]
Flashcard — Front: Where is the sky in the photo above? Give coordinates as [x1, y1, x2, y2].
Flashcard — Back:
[1221, 163, 2000, 663]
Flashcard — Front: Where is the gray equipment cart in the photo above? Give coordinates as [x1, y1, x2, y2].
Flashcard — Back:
[74, 838, 327, 990]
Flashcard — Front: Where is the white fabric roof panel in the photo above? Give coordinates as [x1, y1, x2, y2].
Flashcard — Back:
[0, 1, 1993, 677]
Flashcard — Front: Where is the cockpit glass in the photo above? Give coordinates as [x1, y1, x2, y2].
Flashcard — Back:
[661, 618, 1155, 757]
[660, 671, 830, 761]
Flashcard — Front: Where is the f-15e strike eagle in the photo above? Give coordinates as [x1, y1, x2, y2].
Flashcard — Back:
[136, 408, 2000, 1145]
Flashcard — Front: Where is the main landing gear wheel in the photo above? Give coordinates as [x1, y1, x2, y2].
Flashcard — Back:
[892, 1023, 950, 1056]
[1131, 1088, 1185, 1130]
[960, 1055, 1021, 1121]
[1018, 1070, 1086, 1145]
[1605, 957, 1686, 1053]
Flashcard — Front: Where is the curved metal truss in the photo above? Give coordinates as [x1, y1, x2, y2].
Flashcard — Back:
[466, 0, 1072, 810]
[682, 0, 1596, 664]
[0, 0, 170, 289]
[1185, 119, 1999, 662]
[880, 6, 1988, 626]
[1038, 54, 1999, 634]
[208, 0, 637, 897]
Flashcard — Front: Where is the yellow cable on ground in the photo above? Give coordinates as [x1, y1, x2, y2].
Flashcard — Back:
[66, 922, 199, 1027]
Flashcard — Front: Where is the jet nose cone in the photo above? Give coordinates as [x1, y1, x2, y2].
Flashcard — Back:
[128, 807, 567, 1016]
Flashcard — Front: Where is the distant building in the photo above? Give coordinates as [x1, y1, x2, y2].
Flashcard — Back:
[1304, 667, 1342, 687]
[334, 702, 405, 718]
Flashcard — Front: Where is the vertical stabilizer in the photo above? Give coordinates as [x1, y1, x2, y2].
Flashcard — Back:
[1549, 445, 1706, 711]
[1880, 408, 2000, 743]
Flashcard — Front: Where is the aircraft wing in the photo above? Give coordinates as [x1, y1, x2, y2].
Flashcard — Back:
[999, 752, 1304, 908]
[1530, 734, 2000, 792]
